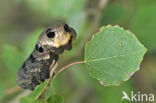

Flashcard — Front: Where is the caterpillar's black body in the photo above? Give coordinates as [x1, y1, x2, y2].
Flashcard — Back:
[16, 23, 76, 90]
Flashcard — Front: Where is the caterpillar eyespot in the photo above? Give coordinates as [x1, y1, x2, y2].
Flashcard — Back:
[38, 47, 44, 52]
[35, 44, 44, 53]
[16, 23, 77, 90]
[46, 29, 55, 38]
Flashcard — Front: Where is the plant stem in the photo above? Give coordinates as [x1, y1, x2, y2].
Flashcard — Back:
[54, 60, 86, 78]
[41, 60, 86, 97]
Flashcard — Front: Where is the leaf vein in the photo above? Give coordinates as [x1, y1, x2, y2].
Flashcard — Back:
[87, 51, 141, 62]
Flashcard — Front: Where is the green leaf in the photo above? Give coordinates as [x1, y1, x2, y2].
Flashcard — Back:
[2, 45, 25, 71]
[47, 95, 64, 103]
[21, 81, 49, 103]
[84, 25, 147, 86]
[45, 87, 52, 100]
[20, 97, 46, 103]
[28, 80, 48, 100]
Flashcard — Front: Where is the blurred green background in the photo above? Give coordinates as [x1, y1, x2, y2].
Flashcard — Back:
[0, 0, 156, 103]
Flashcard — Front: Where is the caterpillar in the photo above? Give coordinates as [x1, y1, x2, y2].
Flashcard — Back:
[16, 23, 76, 90]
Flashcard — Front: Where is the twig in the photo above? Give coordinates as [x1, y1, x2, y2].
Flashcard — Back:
[5, 86, 21, 96]
[54, 60, 86, 78]
[88, 0, 109, 33]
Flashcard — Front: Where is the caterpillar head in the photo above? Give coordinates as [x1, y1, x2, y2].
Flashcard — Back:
[36, 23, 76, 54]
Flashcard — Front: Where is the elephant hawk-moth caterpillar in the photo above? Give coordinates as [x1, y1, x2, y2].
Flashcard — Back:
[16, 23, 76, 90]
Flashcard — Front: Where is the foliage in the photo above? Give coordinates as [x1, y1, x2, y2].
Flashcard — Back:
[85, 25, 146, 86]
[28, 80, 48, 100]
[21, 81, 63, 103]
[47, 95, 63, 103]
